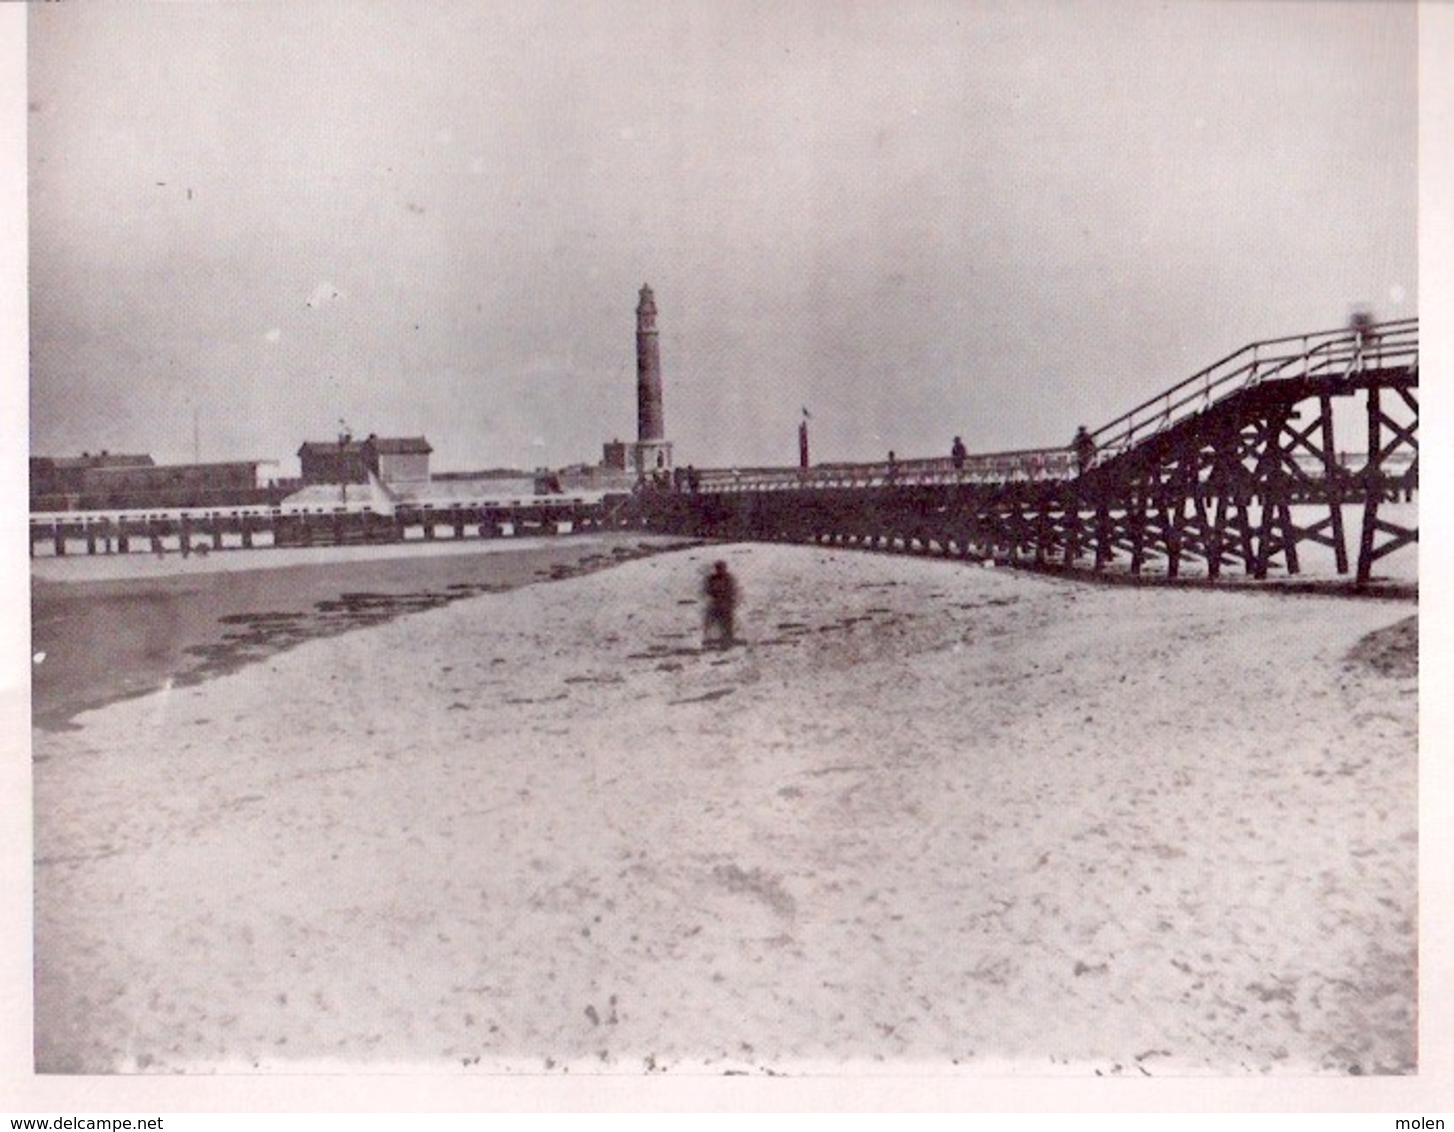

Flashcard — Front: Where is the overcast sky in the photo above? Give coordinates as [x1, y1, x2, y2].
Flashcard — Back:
[27, 0, 1417, 474]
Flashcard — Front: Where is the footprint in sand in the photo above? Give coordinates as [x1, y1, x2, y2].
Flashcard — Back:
[711, 862, 797, 918]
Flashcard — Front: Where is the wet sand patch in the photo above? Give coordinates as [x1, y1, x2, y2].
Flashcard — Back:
[1345, 615, 1417, 679]
[668, 688, 737, 706]
[30, 536, 694, 731]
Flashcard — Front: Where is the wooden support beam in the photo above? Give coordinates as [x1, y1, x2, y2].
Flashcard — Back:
[1315, 393, 1349, 574]
[1357, 386, 1383, 586]
[1161, 498, 1182, 579]
[1129, 491, 1146, 575]
[1064, 490, 1082, 566]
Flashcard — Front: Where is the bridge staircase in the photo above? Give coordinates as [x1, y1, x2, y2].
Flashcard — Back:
[1069, 318, 1417, 582]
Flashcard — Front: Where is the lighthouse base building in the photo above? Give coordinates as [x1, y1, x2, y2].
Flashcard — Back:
[601, 437, 674, 479]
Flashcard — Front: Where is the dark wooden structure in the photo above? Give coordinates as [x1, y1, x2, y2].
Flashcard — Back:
[29, 493, 632, 559]
[636, 319, 1418, 585]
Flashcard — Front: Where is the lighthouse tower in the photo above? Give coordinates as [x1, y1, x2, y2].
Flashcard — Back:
[636, 284, 664, 440]
[631, 283, 672, 477]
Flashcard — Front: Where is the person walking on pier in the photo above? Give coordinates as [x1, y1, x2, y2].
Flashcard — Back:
[702, 560, 740, 650]
[1072, 426, 1097, 476]
[1349, 308, 1377, 374]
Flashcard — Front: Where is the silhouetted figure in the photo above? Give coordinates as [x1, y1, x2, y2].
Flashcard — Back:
[686, 465, 701, 493]
[951, 436, 967, 472]
[1350, 308, 1377, 372]
[1072, 426, 1097, 476]
[702, 560, 739, 650]
[886, 450, 899, 485]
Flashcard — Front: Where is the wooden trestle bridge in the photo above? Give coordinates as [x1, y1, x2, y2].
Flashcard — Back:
[638, 318, 1418, 585]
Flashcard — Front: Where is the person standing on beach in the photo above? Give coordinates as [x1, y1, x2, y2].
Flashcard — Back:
[702, 560, 740, 650]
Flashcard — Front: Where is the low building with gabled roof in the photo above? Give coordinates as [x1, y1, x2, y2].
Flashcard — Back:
[298, 433, 433, 489]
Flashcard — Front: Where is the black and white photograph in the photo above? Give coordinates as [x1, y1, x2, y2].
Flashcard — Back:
[7, 0, 1451, 1116]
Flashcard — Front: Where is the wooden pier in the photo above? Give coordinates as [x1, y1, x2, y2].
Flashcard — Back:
[29, 492, 631, 560]
[636, 319, 1418, 585]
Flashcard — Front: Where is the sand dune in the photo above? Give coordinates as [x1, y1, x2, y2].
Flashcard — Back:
[31, 542, 1417, 1076]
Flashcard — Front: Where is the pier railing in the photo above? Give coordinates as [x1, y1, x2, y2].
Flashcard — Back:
[682, 448, 1408, 495]
[691, 447, 1077, 492]
[28, 489, 628, 558]
[679, 318, 1417, 492]
[1089, 317, 1419, 464]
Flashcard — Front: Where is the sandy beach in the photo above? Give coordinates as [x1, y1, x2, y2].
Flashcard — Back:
[28, 536, 1418, 1077]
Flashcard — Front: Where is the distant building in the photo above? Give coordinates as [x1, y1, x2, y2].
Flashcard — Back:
[366, 436, 432, 487]
[298, 437, 370, 485]
[30, 453, 281, 512]
[84, 461, 269, 497]
[30, 453, 154, 501]
[602, 439, 630, 472]
[551, 460, 637, 494]
[298, 433, 432, 489]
